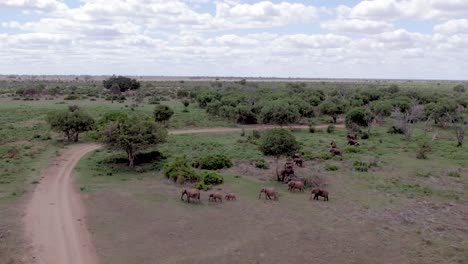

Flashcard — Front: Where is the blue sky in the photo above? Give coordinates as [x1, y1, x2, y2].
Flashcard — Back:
[0, 0, 467, 79]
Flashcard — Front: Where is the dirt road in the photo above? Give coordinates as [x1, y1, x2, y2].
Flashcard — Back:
[24, 144, 101, 264]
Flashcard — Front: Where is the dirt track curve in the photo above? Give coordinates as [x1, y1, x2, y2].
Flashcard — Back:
[25, 144, 101, 264]
[24, 124, 343, 264]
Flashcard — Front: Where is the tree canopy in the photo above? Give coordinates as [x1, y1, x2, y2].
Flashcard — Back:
[101, 114, 167, 166]
[103, 75, 140, 93]
[153, 105, 174, 124]
[259, 128, 300, 157]
[47, 108, 95, 142]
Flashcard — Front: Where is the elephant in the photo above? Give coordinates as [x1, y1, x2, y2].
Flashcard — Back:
[293, 157, 303, 167]
[181, 188, 201, 203]
[311, 189, 329, 201]
[209, 192, 223, 203]
[330, 141, 337, 148]
[348, 139, 360, 146]
[329, 148, 342, 156]
[225, 193, 237, 201]
[288, 181, 304, 192]
[276, 167, 295, 182]
[258, 187, 278, 200]
[347, 134, 357, 140]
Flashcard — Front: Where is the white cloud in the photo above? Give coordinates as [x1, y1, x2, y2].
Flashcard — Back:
[321, 19, 393, 34]
[434, 19, 468, 34]
[0, 0, 67, 11]
[338, 0, 468, 20]
[0, 0, 467, 79]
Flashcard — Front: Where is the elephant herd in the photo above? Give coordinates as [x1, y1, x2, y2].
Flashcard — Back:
[181, 185, 328, 204]
[179, 134, 362, 204]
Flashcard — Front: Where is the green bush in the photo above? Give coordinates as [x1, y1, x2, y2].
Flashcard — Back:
[345, 146, 362, 153]
[192, 154, 232, 170]
[326, 125, 335, 133]
[200, 171, 224, 185]
[325, 164, 339, 171]
[387, 126, 404, 134]
[416, 140, 432, 159]
[353, 160, 369, 172]
[361, 132, 370, 139]
[163, 156, 199, 183]
[309, 126, 316, 133]
[448, 171, 460, 178]
[254, 159, 269, 169]
[64, 95, 79, 100]
[195, 181, 211, 191]
[259, 128, 300, 157]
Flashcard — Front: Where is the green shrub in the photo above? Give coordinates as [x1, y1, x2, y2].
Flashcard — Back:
[320, 152, 332, 160]
[361, 132, 369, 139]
[163, 156, 199, 183]
[64, 95, 79, 100]
[200, 171, 224, 185]
[448, 171, 460, 178]
[326, 125, 335, 133]
[353, 160, 369, 172]
[195, 181, 211, 191]
[387, 126, 404, 134]
[416, 140, 432, 159]
[325, 164, 339, 171]
[192, 154, 232, 170]
[345, 146, 362, 153]
[309, 126, 316, 133]
[254, 159, 269, 169]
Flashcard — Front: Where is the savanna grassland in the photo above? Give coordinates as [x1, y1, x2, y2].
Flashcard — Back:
[0, 76, 467, 264]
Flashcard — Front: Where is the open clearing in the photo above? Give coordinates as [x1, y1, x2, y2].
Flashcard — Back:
[75, 129, 467, 264]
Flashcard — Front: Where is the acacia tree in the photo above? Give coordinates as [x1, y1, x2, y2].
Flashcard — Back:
[259, 128, 300, 181]
[259, 101, 301, 126]
[446, 111, 467, 147]
[153, 105, 174, 126]
[319, 97, 348, 123]
[345, 107, 374, 134]
[103, 75, 140, 92]
[101, 114, 167, 166]
[47, 108, 95, 142]
[391, 104, 423, 141]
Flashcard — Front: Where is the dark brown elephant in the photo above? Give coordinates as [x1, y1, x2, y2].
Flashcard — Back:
[293, 157, 303, 167]
[329, 148, 342, 156]
[288, 181, 304, 192]
[311, 189, 329, 201]
[181, 188, 201, 203]
[209, 192, 223, 203]
[258, 187, 278, 200]
[348, 139, 360, 146]
[347, 134, 356, 140]
[225, 193, 237, 201]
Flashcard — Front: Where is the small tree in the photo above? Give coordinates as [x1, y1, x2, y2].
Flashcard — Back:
[453, 84, 465, 93]
[259, 101, 300, 126]
[346, 107, 374, 134]
[103, 75, 140, 92]
[319, 97, 348, 123]
[446, 111, 467, 147]
[47, 108, 95, 142]
[101, 114, 167, 166]
[391, 104, 423, 141]
[153, 105, 174, 125]
[259, 128, 300, 157]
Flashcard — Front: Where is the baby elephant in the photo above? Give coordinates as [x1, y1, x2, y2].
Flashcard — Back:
[288, 181, 304, 192]
[225, 193, 237, 201]
[181, 188, 201, 203]
[311, 189, 329, 201]
[258, 187, 278, 200]
[209, 192, 223, 203]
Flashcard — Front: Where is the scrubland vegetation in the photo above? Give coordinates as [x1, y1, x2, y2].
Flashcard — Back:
[0, 76, 467, 264]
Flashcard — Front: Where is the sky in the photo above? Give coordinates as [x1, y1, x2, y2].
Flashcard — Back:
[0, 0, 467, 79]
